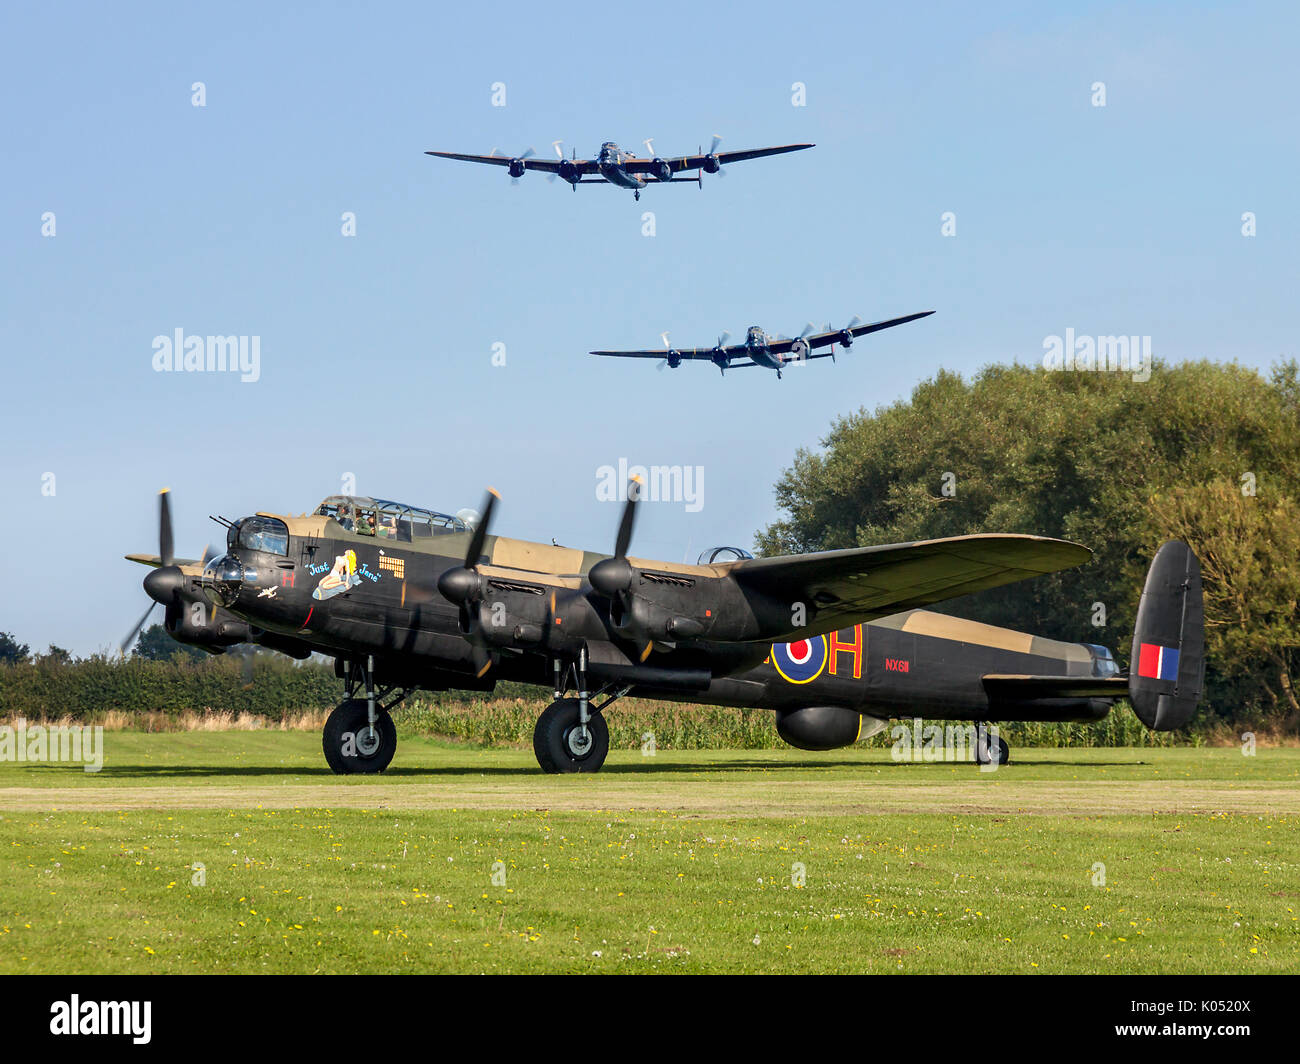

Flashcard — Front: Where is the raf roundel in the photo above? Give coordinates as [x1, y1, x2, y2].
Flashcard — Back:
[770, 635, 828, 684]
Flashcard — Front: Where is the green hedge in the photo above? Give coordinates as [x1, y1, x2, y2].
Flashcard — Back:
[0, 656, 340, 722]
[0, 658, 1246, 746]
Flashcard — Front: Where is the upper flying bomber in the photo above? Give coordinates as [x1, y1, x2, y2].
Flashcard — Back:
[592, 312, 935, 378]
[425, 137, 813, 200]
[125, 483, 1205, 775]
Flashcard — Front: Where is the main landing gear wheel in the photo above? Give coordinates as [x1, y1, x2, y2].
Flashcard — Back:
[323, 698, 397, 774]
[533, 698, 610, 774]
[975, 729, 1010, 766]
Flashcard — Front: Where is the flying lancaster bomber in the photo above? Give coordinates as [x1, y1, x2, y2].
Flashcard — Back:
[125, 484, 1204, 774]
[425, 137, 813, 200]
[592, 312, 936, 378]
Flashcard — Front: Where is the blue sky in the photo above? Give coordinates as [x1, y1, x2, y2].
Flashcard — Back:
[1, 1, 1295, 655]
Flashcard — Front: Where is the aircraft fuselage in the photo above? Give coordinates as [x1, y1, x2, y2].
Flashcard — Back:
[201, 510, 1120, 729]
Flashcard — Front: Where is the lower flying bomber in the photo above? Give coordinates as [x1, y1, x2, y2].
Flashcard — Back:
[592, 312, 935, 377]
[125, 484, 1204, 774]
[426, 137, 813, 200]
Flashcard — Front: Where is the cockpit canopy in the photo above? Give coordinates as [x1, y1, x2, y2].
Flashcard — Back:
[315, 495, 468, 543]
[697, 545, 754, 565]
[228, 515, 289, 556]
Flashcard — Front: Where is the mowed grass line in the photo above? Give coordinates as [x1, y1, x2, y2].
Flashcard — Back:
[0, 739, 1297, 973]
[0, 737, 1298, 817]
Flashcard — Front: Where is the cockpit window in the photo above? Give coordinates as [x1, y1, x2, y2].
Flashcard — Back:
[315, 496, 467, 541]
[697, 546, 754, 565]
[238, 516, 289, 556]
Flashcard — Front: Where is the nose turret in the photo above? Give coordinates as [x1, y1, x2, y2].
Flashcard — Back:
[201, 553, 246, 608]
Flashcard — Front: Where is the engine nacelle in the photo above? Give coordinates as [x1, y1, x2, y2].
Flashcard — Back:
[609, 591, 706, 643]
[465, 597, 547, 647]
[462, 584, 607, 654]
[165, 601, 249, 652]
[702, 154, 721, 174]
[666, 349, 682, 369]
[776, 705, 865, 751]
[508, 158, 527, 179]
[558, 159, 580, 184]
[838, 330, 854, 347]
[651, 158, 673, 182]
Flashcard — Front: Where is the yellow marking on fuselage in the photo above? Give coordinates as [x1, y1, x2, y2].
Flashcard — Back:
[899, 611, 1035, 654]
[490, 538, 585, 575]
[892, 609, 1088, 662]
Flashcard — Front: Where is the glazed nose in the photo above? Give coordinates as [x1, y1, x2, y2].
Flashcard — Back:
[201, 553, 245, 607]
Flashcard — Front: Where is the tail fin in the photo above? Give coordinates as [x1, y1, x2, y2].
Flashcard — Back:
[1129, 540, 1205, 730]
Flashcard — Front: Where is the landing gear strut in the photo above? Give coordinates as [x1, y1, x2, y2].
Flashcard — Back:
[974, 722, 1010, 766]
[323, 655, 408, 774]
[634, 190, 641, 201]
[534, 647, 628, 773]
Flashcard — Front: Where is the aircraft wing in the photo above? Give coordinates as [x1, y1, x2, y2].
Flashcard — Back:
[667, 143, 815, 171]
[620, 157, 697, 175]
[765, 311, 936, 356]
[730, 534, 1091, 642]
[424, 151, 586, 175]
[590, 345, 750, 362]
[125, 553, 203, 569]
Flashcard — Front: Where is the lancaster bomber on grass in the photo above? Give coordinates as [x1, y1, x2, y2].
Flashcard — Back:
[426, 137, 813, 200]
[592, 311, 936, 378]
[125, 483, 1205, 775]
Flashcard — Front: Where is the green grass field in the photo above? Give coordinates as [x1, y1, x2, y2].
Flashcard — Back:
[0, 734, 1296, 973]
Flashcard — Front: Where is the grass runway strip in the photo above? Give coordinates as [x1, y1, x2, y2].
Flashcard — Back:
[0, 737, 1296, 973]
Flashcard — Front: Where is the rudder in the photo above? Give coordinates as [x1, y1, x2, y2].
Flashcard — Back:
[1129, 540, 1205, 730]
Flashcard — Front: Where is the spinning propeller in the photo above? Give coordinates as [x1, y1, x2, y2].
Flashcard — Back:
[656, 331, 678, 371]
[545, 140, 573, 184]
[435, 488, 500, 675]
[489, 146, 536, 184]
[120, 489, 187, 654]
[587, 477, 654, 661]
[712, 331, 732, 375]
[700, 134, 726, 176]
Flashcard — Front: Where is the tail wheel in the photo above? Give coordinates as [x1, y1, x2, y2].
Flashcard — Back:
[323, 698, 397, 774]
[533, 699, 610, 774]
